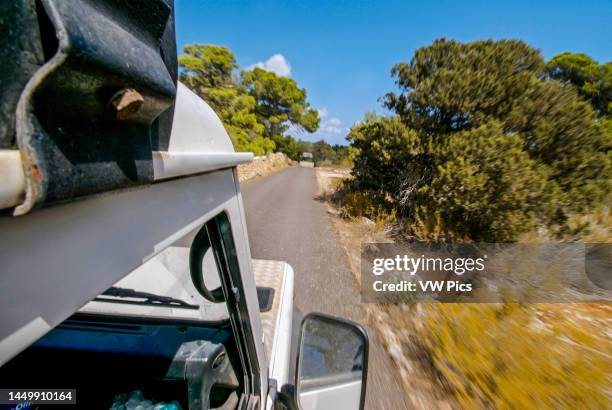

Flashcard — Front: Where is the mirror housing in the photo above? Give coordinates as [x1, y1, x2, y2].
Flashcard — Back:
[292, 312, 369, 410]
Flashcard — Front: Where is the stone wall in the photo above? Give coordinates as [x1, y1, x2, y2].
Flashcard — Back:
[237, 152, 291, 182]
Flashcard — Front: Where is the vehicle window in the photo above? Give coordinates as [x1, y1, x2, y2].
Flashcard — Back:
[82, 211, 260, 404]
[79, 218, 228, 322]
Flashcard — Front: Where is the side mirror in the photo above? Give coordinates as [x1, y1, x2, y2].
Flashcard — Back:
[295, 313, 368, 410]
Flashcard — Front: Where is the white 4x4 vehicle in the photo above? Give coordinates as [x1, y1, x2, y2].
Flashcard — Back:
[0, 2, 368, 409]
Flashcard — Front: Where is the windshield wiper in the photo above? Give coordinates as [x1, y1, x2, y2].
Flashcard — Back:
[95, 287, 200, 310]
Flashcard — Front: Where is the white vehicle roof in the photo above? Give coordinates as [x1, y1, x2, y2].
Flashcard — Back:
[169, 83, 235, 153]
[151, 83, 252, 181]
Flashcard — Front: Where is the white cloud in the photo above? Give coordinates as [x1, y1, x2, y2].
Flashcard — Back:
[289, 108, 345, 144]
[320, 117, 343, 135]
[250, 54, 292, 77]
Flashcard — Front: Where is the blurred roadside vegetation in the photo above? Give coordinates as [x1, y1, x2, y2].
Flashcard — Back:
[309, 139, 353, 167]
[419, 303, 611, 409]
[329, 39, 611, 408]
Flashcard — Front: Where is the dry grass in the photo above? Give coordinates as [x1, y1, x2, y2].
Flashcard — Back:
[421, 303, 611, 409]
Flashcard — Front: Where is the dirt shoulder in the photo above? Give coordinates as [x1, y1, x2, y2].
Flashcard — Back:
[315, 167, 458, 410]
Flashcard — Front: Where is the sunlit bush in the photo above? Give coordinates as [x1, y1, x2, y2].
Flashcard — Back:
[420, 303, 611, 409]
[346, 39, 611, 241]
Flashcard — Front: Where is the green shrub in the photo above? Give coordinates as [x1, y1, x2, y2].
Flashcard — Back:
[347, 39, 611, 241]
[310, 140, 353, 167]
[348, 115, 424, 194]
[423, 121, 549, 241]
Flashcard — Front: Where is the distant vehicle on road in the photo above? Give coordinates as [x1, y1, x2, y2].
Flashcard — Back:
[300, 152, 315, 167]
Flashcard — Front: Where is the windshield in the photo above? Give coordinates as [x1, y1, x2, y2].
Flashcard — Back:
[80, 244, 229, 322]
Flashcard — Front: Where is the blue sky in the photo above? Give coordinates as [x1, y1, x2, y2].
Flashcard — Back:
[175, 0, 611, 145]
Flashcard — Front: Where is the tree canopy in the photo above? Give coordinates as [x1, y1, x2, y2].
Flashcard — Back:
[180, 44, 236, 92]
[349, 39, 611, 241]
[385, 39, 545, 133]
[242, 67, 319, 140]
[179, 44, 319, 157]
[546, 52, 611, 117]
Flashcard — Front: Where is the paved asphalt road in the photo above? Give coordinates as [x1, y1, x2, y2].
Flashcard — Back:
[241, 166, 410, 409]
